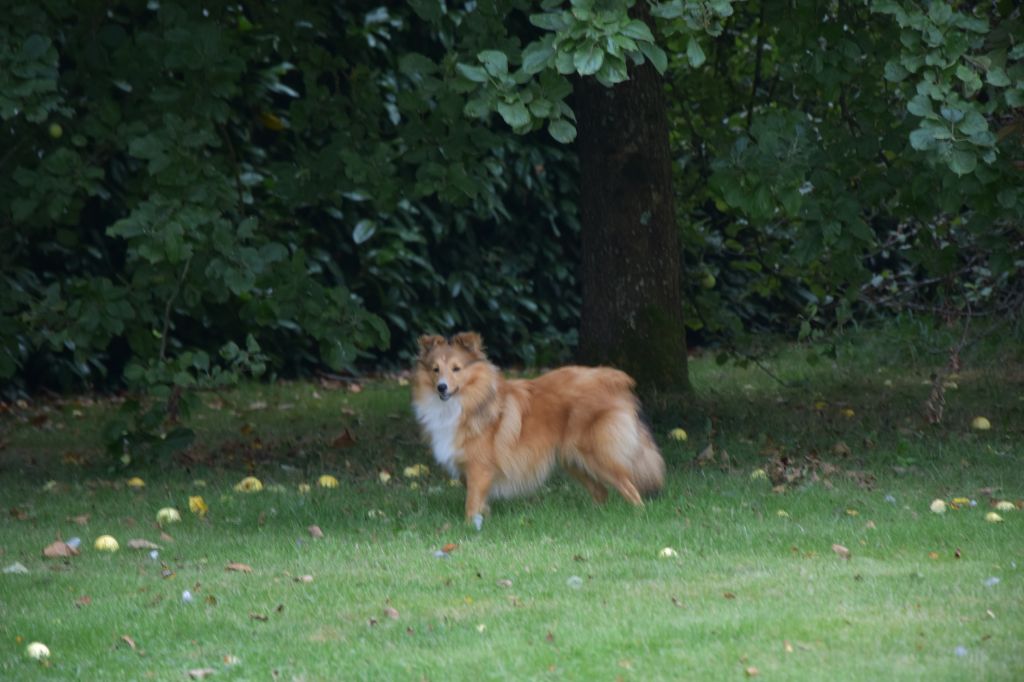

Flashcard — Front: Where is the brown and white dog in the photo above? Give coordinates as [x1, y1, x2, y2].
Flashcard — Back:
[412, 332, 665, 529]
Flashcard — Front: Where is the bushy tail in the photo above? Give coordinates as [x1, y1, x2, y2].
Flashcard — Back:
[631, 423, 665, 497]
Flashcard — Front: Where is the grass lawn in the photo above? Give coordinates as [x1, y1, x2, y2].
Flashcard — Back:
[1, 326, 1023, 680]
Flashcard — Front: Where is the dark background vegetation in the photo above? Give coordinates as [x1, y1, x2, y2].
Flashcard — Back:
[2, 1, 1022, 399]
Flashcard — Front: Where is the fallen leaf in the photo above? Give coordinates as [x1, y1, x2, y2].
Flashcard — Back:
[225, 562, 253, 573]
[43, 540, 79, 559]
[249, 612, 268, 622]
[442, 543, 458, 553]
[126, 539, 161, 550]
[188, 668, 216, 679]
[783, 640, 794, 654]
[159, 532, 175, 543]
[745, 666, 760, 677]
[120, 635, 136, 650]
[496, 579, 513, 588]
[832, 544, 851, 560]
[384, 606, 399, 620]
[75, 595, 92, 608]
[275, 603, 284, 613]
[954, 548, 962, 559]
[546, 631, 555, 642]
[295, 575, 314, 583]
[330, 429, 357, 449]
[928, 551, 939, 560]
[723, 592, 737, 600]
[10, 507, 29, 521]
[307, 525, 324, 539]
[189, 496, 208, 517]
[670, 596, 684, 608]
[67, 514, 90, 525]
[694, 443, 715, 466]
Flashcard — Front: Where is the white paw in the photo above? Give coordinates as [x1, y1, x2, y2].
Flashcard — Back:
[472, 513, 484, 531]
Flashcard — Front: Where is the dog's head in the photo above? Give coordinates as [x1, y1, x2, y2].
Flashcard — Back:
[415, 332, 486, 402]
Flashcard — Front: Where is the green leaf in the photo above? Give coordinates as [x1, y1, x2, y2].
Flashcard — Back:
[548, 119, 577, 144]
[955, 64, 982, 94]
[522, 37, 555, 75]
[906, 94, 935, 118]
[497, 100, 531, 128]
[949, 149, 977, 176]
[939, 105, 964, 123]
[958, 110, 988, 136]
[530, 11, 569, 31]
[478, 50, 509, 77]
[639, 41, 668, 74]
[651, 1, 684, 19]
[909, 127, 936, 151]
[456, 63, 488, 83]
[573, 43, 604, 76]
[986, 67, 1010, 87]
[621, 20, 655, 43]
[883, 61, 908, 82]
[464, 96, 491, 118]
[352, 219, 377, 244]
[928, 2, 952, 26]
[399, 53, 436, 77]
[686, 37, 706, 68]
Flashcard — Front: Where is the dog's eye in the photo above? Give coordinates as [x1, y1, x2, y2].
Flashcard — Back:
[432, 367, 439, 373]
[452, 366, 461, 373]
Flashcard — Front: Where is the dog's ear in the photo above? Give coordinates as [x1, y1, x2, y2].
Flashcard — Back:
[417, 334, 445, 357]
[452, 331, 484, 358]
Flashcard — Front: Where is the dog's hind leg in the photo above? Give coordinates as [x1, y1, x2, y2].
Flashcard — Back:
[582, 451, 644, 506]
[564, 463, 609, 504]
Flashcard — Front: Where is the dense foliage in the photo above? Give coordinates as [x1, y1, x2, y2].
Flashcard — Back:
[1, 1, 581, 397]
[672, 0, 1024, 355]
[3, 0, 1022, 403]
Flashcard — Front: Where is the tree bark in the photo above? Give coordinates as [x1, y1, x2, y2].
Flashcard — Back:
[574, 8, 688, 392]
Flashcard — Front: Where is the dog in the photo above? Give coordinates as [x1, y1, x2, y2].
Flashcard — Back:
[412, 332, 665, 528]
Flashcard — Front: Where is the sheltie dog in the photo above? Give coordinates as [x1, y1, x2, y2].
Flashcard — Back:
[412, 332, 665, 528]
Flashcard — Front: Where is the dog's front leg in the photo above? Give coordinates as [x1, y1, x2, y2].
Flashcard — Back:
[463, 462, 494, 531]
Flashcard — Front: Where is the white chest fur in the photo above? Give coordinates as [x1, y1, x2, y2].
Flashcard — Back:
[414, 397, 463, 477]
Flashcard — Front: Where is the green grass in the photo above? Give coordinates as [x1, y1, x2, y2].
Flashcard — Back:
[2, 326, 1023, 680]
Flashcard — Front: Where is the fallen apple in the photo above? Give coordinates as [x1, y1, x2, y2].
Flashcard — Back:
[930, 499, 947, 514]
[156, 507, 181, 525]
[94, 535, 119, 552]
[26, 642, 50, 660]
[971, 416, 992, 431]
[233, 476, 263, 493]
[318, 474, 339, 488]
[668, 428, 688, 442]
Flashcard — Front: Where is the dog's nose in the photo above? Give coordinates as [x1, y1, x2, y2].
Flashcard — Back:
[437, 382, 448, 395]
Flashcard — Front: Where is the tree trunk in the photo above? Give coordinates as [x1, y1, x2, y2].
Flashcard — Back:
[574, 9, 688, 392]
